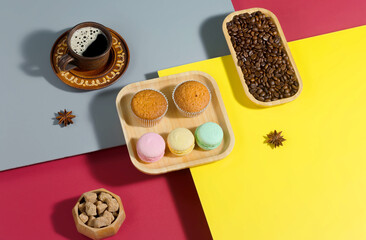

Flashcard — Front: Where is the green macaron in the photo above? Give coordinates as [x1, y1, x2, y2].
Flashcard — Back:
[195, 122, 223, 150]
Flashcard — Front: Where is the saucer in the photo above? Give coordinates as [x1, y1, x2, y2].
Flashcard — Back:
[50, 28, 130, 90]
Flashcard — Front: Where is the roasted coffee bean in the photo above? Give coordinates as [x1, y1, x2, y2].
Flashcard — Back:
[250, 83, 257, 89]
[227, 11, 299, 102]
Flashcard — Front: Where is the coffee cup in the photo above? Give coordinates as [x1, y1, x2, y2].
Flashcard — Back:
[58, 22, 112, 71]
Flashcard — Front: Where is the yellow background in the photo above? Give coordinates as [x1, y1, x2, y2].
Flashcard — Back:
[159, 26, 366, 240]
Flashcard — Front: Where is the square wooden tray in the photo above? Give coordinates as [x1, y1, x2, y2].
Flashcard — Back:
[116, 71, 235, 174]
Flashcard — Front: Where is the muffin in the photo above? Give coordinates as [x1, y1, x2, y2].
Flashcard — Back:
[131, 89, 168, 127]
[136, 132, 166, 163]
[195, 122, 223, 150]
[167, 128, 195, 156]
[172, 80, 211, 117]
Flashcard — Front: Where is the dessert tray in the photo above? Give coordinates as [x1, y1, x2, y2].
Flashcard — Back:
[116, 71, 235, 174]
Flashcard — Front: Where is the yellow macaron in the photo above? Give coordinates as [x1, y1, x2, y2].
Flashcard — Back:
[167, 128, 195, 156]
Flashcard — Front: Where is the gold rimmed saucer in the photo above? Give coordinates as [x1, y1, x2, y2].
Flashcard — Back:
[50, 28, 130, 90]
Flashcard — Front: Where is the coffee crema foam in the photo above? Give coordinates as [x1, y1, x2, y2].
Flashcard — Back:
[70, 27, 106, 55]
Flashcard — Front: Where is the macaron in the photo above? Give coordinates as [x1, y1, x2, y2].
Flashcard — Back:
[195, 122, 223, 150]
[167, 128, 195, 156]
[136, 132, 166, 163]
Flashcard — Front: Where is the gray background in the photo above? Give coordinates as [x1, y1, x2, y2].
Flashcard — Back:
[0, 0, 233, 171]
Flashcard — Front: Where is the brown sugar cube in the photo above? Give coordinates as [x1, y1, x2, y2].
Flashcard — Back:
[96, 201, 108, 215]
[83, 192, 97, 203]
[106, 198, 119, 212]
[85, 202, 97, 216]
[93, 217, 109, 228]
[98, 192, 112, 202]
[112, 211, 119, 218]
[79, 212, 89, 224]
[78, 202, 85, 212]
[87, 216, 95, 227]
[102, 210, 115, 224]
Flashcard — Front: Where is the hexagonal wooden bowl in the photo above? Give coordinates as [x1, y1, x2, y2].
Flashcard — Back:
[72, 188, 126, 240]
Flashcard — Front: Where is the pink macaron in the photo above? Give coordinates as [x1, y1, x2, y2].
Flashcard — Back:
[136, 132, 166, 163]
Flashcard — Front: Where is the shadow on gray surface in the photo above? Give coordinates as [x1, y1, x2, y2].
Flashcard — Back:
[200, 13, 263, 110]
[19, 29, 83, 92]
[145, 71, 159, 80]
[200, 13, 231, 59]
[89, 87, 126, 149]
[52, 112, 65, 128]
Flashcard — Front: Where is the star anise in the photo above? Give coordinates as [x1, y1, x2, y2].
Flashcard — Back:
[265, 130, 286, 148]
[56, 109, 75, 126]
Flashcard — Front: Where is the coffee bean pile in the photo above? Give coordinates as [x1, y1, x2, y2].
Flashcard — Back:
[226, 11, 299, 102]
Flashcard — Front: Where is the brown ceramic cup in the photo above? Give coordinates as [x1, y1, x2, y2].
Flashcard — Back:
[58, 22, 112, 71]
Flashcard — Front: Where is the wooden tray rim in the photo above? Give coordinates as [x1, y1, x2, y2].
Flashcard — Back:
[222, 7, 303, 107]
[115, 71, 235, 174]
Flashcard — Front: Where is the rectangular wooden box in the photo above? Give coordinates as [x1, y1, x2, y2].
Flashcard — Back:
[222, 8, 303, 106]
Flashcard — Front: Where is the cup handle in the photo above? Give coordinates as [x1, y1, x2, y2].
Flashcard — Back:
[58, 53, 77, 71]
